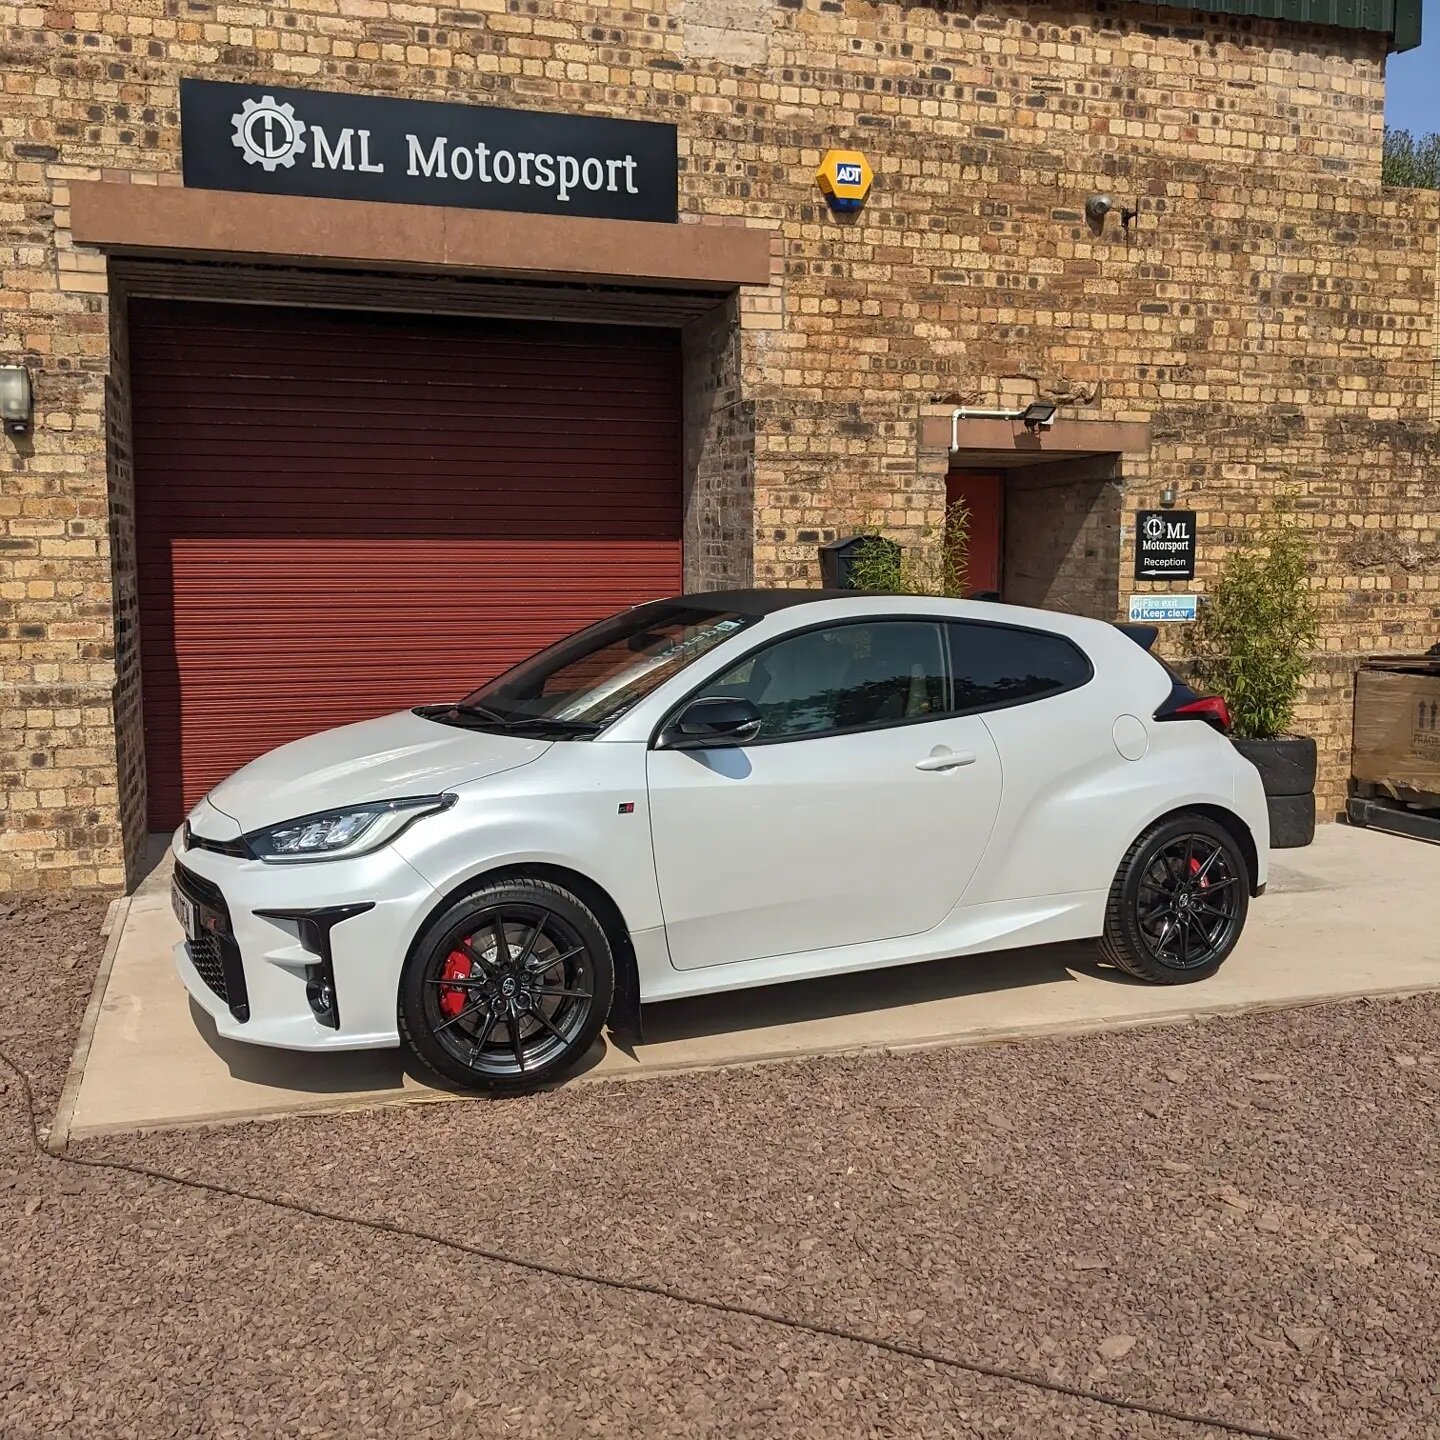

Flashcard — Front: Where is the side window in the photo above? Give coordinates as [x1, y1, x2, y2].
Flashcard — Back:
[947, 622, 1091, 710]
[707, 621, 949, 741]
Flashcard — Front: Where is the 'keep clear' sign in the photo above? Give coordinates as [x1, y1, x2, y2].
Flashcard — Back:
[180, 80, 679, 223]
[1128, 594, 1199, 624]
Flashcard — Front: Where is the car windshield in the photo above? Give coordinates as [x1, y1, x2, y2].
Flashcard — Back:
[455, 602, 757, 729]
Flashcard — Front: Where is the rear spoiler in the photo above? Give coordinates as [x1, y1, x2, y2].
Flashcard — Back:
[1114, 623, 1158, 653]
[1113, 623, 1231, 732]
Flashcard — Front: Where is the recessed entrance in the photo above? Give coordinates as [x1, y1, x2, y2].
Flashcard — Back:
[946, 454, 1124, 617]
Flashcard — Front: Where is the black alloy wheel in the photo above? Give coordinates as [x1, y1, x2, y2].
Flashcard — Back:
[1101, 814, 1250, 984]
[400, 880, 614, 1094]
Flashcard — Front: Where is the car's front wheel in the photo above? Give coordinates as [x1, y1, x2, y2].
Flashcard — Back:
[1100, 814, 1250, 983]
[399, 879, 614, 1094]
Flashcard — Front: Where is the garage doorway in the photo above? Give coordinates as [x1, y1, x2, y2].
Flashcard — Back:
[130, 298, 684, 829]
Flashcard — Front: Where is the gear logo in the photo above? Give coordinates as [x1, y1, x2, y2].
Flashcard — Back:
[231, 95, 307, 171]
[1142, 514, 1167, 541]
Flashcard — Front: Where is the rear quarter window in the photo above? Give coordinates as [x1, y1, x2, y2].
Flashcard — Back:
[946, 621, 1093, 711]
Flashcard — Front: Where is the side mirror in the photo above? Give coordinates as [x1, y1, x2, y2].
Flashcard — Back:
[662, 697, 762, 749]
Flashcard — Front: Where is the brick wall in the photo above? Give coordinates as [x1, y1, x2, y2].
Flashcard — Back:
[104, 284, 146, 889]
[1, 0, 1437, 887]
[681, 294, 755, 590]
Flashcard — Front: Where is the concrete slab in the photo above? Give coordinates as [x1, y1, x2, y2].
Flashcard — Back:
[60, 824, 1440, 1141]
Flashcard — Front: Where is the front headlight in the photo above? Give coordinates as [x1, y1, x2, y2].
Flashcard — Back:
[245, 794, 456, 863]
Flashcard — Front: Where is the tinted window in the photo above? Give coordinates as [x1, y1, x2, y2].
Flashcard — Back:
[947, 623, 1090, 709]
[708, 621, 948, 741]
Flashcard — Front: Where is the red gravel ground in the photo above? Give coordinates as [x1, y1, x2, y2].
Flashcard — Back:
[2, 896, 1438, 1438]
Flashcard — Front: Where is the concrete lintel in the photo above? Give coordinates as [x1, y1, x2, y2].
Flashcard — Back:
[919, 411, 1151, 460]
[71, 182, 777, 291]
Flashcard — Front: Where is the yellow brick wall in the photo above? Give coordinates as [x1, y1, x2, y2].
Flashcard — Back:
[0, 0, 1436, 888]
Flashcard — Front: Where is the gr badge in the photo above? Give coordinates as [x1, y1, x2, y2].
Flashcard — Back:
[816, 149, 873, 214]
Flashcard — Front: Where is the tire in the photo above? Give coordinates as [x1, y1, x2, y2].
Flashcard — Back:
[1100, 814, 1250, 984]
[399, 879, 615, 1095]
[1267, 791, 1316, 849]
[1232, 735, 1316, 797]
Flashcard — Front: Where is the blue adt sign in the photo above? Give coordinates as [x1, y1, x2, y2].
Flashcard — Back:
[1128, 594, 1198, 623]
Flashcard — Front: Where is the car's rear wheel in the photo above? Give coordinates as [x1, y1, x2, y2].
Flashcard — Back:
[399, 879, 614, 1094]
[1100, 815, 1249, 983]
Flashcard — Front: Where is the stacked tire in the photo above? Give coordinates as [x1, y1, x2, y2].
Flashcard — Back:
[1232, 735, 1316, 849]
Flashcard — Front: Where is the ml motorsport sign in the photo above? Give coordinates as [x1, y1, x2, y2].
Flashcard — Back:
[1134, 509, 1197, 581]
[180, 79, 679, 223]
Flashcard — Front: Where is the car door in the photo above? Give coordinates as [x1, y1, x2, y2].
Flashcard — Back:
[646, 617, 1003, 971]
[944, 618, 1125, 905]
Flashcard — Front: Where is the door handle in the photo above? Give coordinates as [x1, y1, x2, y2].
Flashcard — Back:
[914, 750, 977, 772]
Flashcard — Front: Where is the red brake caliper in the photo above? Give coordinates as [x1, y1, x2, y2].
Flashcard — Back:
[1189, 856, 1207, 889]
[438, 942, 473, 1018]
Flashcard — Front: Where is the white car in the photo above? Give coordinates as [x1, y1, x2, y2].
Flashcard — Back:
[172, 591, 1268, 1094]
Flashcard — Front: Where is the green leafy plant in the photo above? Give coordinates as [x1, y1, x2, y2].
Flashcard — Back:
[1181, 502, 1320, 741]
[1382, 128, 1440, 190]
[848, 499, 971, 597]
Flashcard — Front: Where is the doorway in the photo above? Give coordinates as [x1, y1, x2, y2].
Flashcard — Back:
[129, 297, 683, 828]
[946, 469, 1004, 598]
[943, 455, 1124, 618]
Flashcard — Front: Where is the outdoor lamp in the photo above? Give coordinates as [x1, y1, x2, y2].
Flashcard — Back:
[0, 366, 33, 436]
[1160, 485, 1179, 509]
[948, 401, 1061, 449]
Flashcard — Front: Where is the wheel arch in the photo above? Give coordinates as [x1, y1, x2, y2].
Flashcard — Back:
[401, 861, 642, 1036]
[1145, 802, 1262, 895]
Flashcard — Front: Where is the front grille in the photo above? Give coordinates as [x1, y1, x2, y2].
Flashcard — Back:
[187, 929, 229, 1005]
[174, 862, 251, 1024]
[175, 861, 228, 916]
[184, 822, 253, 859]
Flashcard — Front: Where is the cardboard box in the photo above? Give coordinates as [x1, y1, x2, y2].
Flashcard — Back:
[1352, 663, 1440, 800]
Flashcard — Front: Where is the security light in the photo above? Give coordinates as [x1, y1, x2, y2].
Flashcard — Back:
[0, 366, 33, 436]
[948, 402, 1061, 449]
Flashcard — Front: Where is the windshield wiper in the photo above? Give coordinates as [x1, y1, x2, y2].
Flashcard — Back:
[447, 704, 600, 734]
[498, 715, 603, 733]
[451, 703, 513, 724]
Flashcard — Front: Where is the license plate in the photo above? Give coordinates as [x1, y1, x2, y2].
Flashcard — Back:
[172, 882, 197, 941]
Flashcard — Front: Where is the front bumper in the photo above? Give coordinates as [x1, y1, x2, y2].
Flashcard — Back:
[171, 819, 439, 1051]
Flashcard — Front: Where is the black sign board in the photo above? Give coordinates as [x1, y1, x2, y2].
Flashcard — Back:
[1134, 510, 1197, 581]
[180, 79, 679, 224]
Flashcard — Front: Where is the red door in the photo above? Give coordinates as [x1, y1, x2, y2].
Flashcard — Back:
[946, 470, 1004, 596]
[131, 299, 683, 829]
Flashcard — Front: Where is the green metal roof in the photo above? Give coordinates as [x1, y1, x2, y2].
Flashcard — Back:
[1140, 0, 1422, 50]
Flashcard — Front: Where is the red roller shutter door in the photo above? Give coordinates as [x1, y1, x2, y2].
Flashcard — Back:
[131, 299, 683, 830]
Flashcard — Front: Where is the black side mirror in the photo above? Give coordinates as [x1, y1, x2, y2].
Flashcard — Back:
[662, 697, 762, 749]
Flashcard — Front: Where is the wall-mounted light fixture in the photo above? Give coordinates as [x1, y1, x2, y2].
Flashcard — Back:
[949, 403, 1058, 450]
[1019, 402, 1058, 433]
[1160, 485, 1178, 509]
[0, 366, 34, 436]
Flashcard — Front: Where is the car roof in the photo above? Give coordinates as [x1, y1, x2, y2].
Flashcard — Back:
[653, 589, 1118, 646]
[665, 588, 873, 616]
